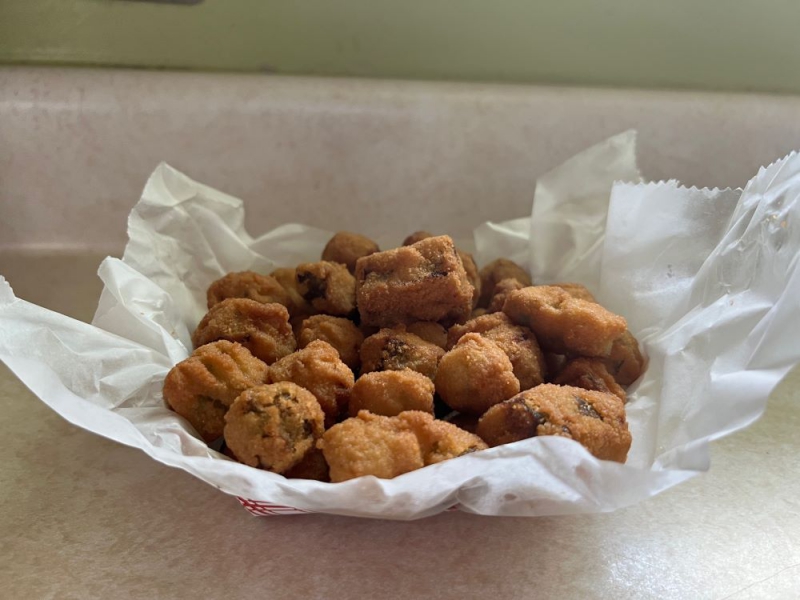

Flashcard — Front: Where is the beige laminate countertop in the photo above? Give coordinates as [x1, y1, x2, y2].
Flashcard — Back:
[1, 249, 799, 600]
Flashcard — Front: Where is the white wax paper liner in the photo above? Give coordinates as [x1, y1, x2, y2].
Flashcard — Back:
[2, 132, 799, 519]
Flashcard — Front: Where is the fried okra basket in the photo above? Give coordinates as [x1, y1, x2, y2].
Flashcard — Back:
[169, 233, 637, 484]
[2, 134, 800, 519]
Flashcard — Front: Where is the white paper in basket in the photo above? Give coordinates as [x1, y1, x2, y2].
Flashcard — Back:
[2, 132, 799, 520]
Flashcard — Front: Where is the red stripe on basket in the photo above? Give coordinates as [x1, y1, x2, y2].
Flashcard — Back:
[236, 497, 310, 516]
[236, 497, 461, 517]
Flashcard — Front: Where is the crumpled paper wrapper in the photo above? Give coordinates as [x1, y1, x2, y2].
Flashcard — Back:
[2, 131, 799, 520]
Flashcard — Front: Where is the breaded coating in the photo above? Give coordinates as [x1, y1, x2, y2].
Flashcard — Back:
[321, 410, 486, 482]
[163, 341, 269, 441]
[284, 448, 330, 482]
[487, 278, 526, 313]
[321, 411, 425, 482]
[554, 358, 626, 402]
[603, 330, 645, 386]
[435, 333, 520, 415]
[192, 298, 296, 365]
[551, 282, 597, 303]
[448, 312, 546, 391]
[269, 340, 355, 427]
[360, 327, 445, 380]
[206, 271, 291, 310]
[322, 231, 380, 273]
[402, 231, 481, 308]
[396, 411, 487, 465]
[406, 321, 448, 350]
[297, 314, 364, 370]
[269, 267, 315, 319]
[348, 369, 435, 417]
[476, 384, 631, 463]
[478, 258, 532, 308]
[470, 308, 488, 319]
[460, 250, 481, 308]
[223, 382, 325, 473]
[355, 235, 473, 327]
[503, 286, 626, 357]
[295, 261, 356, 316]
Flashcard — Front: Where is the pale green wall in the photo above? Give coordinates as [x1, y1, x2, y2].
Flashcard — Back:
[1, 0, 798, 93]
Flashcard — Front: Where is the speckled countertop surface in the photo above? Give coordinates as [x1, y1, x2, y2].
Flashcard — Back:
[1, 68, 800, 599]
